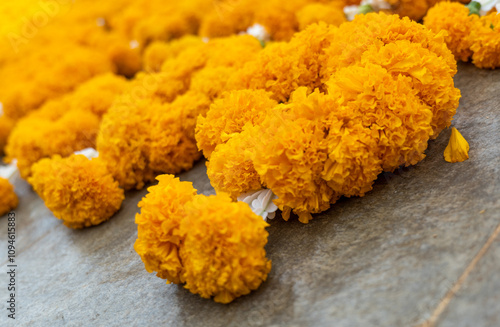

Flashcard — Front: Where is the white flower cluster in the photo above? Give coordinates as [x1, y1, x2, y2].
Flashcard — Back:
[476, 0, 500, 15]
[238, 188, 278, 221]
[74, 148, 99, 160]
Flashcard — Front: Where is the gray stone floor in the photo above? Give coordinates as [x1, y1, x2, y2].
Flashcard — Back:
[0, 62, 499, 327]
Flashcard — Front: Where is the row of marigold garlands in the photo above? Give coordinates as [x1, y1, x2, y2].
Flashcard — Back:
[0, 0, 496, 303]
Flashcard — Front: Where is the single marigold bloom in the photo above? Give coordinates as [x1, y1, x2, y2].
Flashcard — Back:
[228, 22, 338, 102]
[143, 36, 203, 72]
[29, 154, 124, 229]
[134, 174, 271, 303]
[296, 3, 346, 30]
[251, 103, 336, 224]
[0, 177, 18, 216]
[469, 12, 500, 69]
[180, 193, 271, 304]
[134, 175, 197, 284]
[6, 110, 100, 179]
[206, 129, 263, 200]
[196, 89, 277, 158]
[444, 127, 470, 163]
[424, 2, 478, 62]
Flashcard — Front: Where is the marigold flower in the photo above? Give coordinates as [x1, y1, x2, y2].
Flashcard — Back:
[228, 22, 338, 102]
[444, 127, 470, 163]
[143, 36, 203, 72]
[206, 129, 263, 200]
[424, 2, 478, 62]
[296, 3, 346, 31]
[180, 193, 271, 304]
[6, 110, 100, 179]
[469, 12, 500, 69]
[29, 154, 124, 229]
[134, 175, 197, 284]
[196, 89, 277, 158]
[0, 45, 115, 121]
[0, 177, 18, 216]
[98, 36, 261, 190]
[134, 175, 271, 303]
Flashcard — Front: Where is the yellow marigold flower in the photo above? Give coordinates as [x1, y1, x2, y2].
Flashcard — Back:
[444, 127, 470, 162]
[322, 12, 457, 79]
[296, 3, 346, 30]
[424, 2, 478, 62]
[199, 1, 255, 38]
[324, 13, 460, 137]
[180, 193, 271, 304]
[148, 91, 212, 176]
[206, 129, 263, 200]
[0, 44, 115, 121]
[328, 63, 434, 171]
[29, 155, 124, 229]
[0, 177, 18, 216]
[134, 175, 197, 284]
[190, 66, 239, 101]
[196, 89, 277, 158]
[469, 12, 500, 69]
[99, 36, 261, 190]
[228, 22, 338, 102]
[143, 36, 203, 72]
[251, 101, 336, 223]
[6, 110, 100, 179]
[134, 175, 271, 303]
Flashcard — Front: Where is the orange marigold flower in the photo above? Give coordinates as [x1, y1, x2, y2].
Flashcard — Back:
[228, 22, 338, 102]
[143, 36, 203, 73]
[206, 128, 263, 200]
[469, 12, 500, 69]
[29, 154, 124, 229]
[196, 89, 277, 158]
[444, 127, 470, 162]
[296, 3, 346, 31]
[180, 193, 271, 303]
[6, 110, 100, 179]
[424, 2, 478, 62]
[134, 175, 197, 284]
[134, 174, 271, 303]
[0, 177, 18, 216]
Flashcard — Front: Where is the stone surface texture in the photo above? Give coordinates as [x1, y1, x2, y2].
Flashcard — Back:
[0, 63, 499, 327]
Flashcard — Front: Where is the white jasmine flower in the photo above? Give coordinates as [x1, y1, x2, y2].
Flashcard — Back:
[244, 24, 270, 43]
[74, 148, 99, 160]
[238, 189, 278, 221]
[476, 0, 499, 15]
